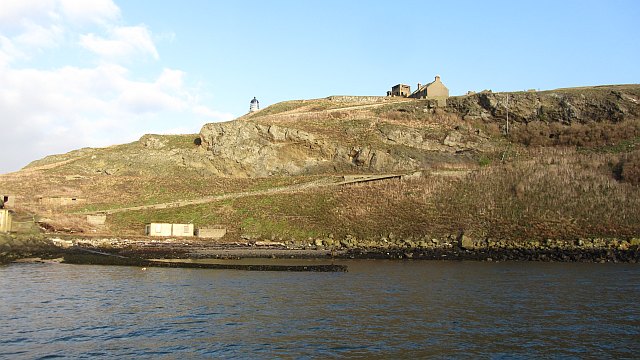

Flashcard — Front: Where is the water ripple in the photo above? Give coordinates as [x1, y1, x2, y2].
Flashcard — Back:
[0, 261, 638, 358]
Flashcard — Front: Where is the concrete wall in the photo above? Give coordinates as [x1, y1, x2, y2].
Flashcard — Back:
[198, 227, 227, 239]
[0, 209, 12, 233]
[87, 214, 106, 226]
[145, 223, 194, 237]
[145, 223, 173, 236]
[2, 195, 15, 208]
[172, 224, 194, 237]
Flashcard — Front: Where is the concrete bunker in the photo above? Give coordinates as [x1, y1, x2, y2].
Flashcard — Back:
[1, 195, 15, 208]
[145, 223, 194, 237]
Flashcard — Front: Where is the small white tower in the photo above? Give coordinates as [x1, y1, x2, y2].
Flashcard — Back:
[249, 97, 259, 113]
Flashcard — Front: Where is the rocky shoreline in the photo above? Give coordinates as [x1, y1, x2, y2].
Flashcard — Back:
[2, 234, 639, 265]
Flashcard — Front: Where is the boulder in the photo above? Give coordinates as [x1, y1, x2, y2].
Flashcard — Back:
[459, 234, 475, 249]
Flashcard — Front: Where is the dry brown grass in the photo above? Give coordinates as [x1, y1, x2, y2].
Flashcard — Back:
[614, 150, 640, 186]
[327, 148, 640, 241]
[509, 119, 640, 147]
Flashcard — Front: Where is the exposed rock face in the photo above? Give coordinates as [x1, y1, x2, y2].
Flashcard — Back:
[198, 120, 488, 177]
[447, 86, 640, 124]
[199, 121, 342, 176]
[140, 134, 168, 149]
[199, 121, 409, 177]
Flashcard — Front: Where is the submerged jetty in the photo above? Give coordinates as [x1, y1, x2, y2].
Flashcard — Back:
[62, 253, 348, 272]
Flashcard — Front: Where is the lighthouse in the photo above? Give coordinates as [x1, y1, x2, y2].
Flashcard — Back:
[249, 97, 259, 113]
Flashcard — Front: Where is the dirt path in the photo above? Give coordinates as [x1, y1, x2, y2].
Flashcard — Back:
[241, 99, 416, 122]
[82, 174, 403, 215]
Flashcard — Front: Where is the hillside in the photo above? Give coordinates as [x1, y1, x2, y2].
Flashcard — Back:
[1, 84, 640, 249]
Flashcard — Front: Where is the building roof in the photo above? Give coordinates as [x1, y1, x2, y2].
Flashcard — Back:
[410, 75, 446, 97]
[250, 97, 259, 103]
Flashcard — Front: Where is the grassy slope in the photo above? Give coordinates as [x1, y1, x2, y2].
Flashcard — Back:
[1, 87, 639, 242]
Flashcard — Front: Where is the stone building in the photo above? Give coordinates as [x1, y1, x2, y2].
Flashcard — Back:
[409, 75, 449, 106]
[388, 84, 411, 97]
[249, 97, 260, 112]
[387, 76, 449, 106]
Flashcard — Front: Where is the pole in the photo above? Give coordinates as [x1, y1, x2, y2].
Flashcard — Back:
[506, 94, 509, 135]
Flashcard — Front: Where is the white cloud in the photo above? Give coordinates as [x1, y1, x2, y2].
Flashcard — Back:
[58, 0, 120, 26]
[0, 1, 57, 29]
[0, 0, 234, 174]
[0, 35, 24, 66]
[80, 25, 159, 60]
[14, 22, 64, 49]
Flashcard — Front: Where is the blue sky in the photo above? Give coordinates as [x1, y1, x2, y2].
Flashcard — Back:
[1, 0, 639, 173]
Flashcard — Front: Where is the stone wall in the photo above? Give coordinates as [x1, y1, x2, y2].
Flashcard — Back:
[326, 96, 391, 103]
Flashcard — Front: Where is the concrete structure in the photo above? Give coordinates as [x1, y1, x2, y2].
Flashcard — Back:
[145, 223, 173, 236]
[1, 195, 15, 208]
[197, 227, 227, 239]
[172, 223, 194, 237]
[145, 223, 194, 237]
[249, 97, 260, 112]
[0, 209, 13, 233]
[87, 214, 107, 226]
[409, 75, 449, 106]
[39, 196, 86, 206]
[389, 84, 411, 97]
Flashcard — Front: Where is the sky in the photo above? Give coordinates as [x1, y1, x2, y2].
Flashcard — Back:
[1, 0, 639, 174]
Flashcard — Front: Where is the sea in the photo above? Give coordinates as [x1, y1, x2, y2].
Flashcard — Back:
[1, 260, 638, 359]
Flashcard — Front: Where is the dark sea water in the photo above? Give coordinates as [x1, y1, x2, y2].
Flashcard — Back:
[1, 260, 639, 359]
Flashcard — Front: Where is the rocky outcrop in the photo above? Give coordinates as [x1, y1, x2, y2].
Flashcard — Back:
[0, 234, 58, 264]
[447, 85, 640, 124]
[200, 121, 452, 177]
[198, 118, 491, 177]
